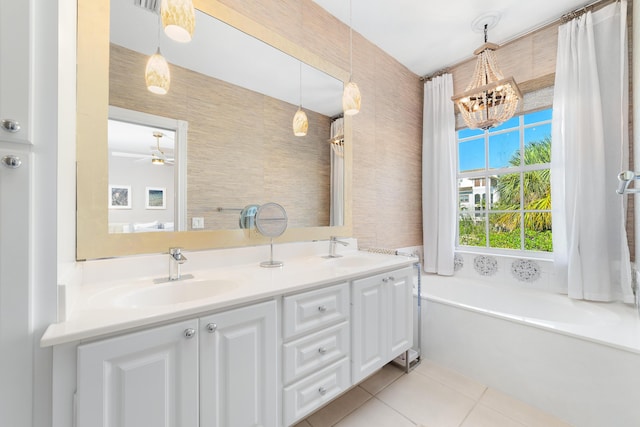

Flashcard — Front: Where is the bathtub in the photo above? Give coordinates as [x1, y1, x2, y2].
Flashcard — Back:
[418, 274, 640, 427]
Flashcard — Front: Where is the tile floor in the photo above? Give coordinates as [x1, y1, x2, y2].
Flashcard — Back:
[293, 359, 573, 427]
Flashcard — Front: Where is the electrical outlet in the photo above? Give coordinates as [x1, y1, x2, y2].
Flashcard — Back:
[192, 217, 204, 229]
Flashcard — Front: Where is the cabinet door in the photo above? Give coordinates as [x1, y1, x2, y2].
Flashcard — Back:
[76, 319, 199, 427]
[200, 300, 277, 427]
[351, 275, 387, 383]
[0, 0, 30, 143]
[387, 268, 414, 358]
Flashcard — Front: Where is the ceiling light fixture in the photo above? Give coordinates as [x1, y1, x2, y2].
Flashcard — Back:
[160, 0, 196, 43]
[451, 21, 521, 130]
[342, 0, 361, 115]
[151, 131, 166, 165]
[146, 16, 171, 94]
[293, 62, 309, 137]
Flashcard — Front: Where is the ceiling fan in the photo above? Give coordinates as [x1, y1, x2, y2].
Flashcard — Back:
[111, 131, 175, 166]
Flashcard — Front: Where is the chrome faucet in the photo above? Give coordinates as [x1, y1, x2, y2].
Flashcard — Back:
[169, 247, 188, 281]
[328, 236, 349, 258]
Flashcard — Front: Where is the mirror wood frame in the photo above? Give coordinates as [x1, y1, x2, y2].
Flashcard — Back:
[77, 0, 353, 260]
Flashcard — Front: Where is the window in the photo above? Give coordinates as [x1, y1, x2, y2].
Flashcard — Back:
[457, 108, 552, 253]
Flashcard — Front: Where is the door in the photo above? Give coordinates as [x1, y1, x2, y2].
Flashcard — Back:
[351, 275, 387, 383]
[387, 268, 413, 358]
[76, 319, 199, 427]
[199, 300, 277, 427]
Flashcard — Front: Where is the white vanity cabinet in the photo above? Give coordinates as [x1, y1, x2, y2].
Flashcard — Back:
[75, 300, 277, 427]
[351, 267, 413, 383]
[199, 300, 277, 427]
[76, 319, 200, 427]
[0, 0, 31, 143]
[281, 282, 351, 426]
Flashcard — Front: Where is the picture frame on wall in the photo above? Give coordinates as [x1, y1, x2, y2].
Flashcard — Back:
[146, 187, 166, 209]
[109, 185, 131, 209]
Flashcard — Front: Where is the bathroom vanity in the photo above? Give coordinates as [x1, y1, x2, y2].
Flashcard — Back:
[43, 243, 416, 427]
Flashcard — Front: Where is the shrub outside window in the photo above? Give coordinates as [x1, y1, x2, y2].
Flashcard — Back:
[457, 108, 552, 253]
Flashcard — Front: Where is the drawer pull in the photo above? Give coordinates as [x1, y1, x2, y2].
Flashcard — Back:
[1, 119, 20, 133]
[206, 323, 217, 333]
[382, 276, 395, 283]
[183, 328, 196, 339]
[318, 387, 327, 395]
[318, 346, 327, 355]
[317, 305, 327, 313]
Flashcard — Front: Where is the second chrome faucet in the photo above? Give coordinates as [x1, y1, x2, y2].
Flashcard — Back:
[327, 236, 349, 258]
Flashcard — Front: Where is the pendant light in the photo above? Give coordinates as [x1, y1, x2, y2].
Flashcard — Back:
[151, 131, 165, 165]
[146, 16, 170, 95]
[342, 0, 361, 115]
[160, 0, 196, 43]
[293, 62, 308, 136]
[451, 18, 521, 130]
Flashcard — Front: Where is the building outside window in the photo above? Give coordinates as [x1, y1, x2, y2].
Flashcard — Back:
[457, 108, 552, 253]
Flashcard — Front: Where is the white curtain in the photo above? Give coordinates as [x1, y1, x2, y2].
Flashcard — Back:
[551, 0, 633, 302]
[422, 74, 457, 275]
[330, 118, 344, 227]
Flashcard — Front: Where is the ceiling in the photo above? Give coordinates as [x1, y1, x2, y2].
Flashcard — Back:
[311, 0, 594, 76]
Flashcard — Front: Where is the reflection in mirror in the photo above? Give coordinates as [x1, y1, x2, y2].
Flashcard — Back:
[109, 0, 345, 231]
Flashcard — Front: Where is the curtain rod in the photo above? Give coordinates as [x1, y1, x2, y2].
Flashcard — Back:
[418, 0, 617, 81]
[420, 68, 451, 82]
[561, 0, 617, 23]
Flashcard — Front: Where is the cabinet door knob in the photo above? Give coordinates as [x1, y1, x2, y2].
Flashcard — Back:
[206, 323, 217, 333]
[317, 305, 327, 313]
[318, 346, 327, 355]
[183, 328, 196, 338]
[2, 155, 21, 169]
[318, 387, 327, 395]
[1, 119, 21, 133]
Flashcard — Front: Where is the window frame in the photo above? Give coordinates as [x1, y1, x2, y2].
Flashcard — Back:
[456, 109, 553, 258]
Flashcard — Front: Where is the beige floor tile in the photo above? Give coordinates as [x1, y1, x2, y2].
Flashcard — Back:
[293, 420, 312, 427]
[461, 404, 527, 427]
[334, 398, 416, 427]
[480, 388, 573, 427]
[306, 386, 372, 427]
[414, 360, 487, 400]
[359, 363, 405, 395]
[376, 371, 476, 427]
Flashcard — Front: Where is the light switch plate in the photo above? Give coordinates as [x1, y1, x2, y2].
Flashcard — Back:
[192, 217, 204, 229]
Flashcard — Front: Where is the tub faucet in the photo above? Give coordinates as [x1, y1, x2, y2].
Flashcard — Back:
[328, 236, 349, 258]
[169, 247, 187, 281]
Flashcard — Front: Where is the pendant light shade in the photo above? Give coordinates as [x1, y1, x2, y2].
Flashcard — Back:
[293, 108, 308, 136]
[145, 48, 171, 95]
[343, 0, 361, 115]
[161, 0, 196, 43]
[342, 81, 361, 116]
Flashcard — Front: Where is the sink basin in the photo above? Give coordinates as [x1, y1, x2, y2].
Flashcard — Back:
[114, 279, 240, 308]
[323, 255, 378, 269]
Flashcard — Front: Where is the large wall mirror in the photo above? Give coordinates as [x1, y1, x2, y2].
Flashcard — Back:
[77, 0, 352, 260]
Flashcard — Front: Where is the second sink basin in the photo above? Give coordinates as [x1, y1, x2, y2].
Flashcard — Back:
[114, 278, 240, 308]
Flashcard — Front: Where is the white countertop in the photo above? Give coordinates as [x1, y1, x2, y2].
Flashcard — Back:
[42, 243, 417, 347]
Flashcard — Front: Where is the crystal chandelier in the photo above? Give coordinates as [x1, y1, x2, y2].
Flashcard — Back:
[452, 24, 521, 130]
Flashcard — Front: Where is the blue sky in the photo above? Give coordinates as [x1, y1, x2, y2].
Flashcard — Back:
[458, 109, 552, 172]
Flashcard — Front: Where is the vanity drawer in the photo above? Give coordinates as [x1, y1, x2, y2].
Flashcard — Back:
[282, 357, 350, 426]
[283, 321, 349, 385]
[283, 282, 349, 339]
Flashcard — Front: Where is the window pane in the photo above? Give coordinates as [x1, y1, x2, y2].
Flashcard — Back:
[458, 128, 483, 139]
[491, 173, 520, 211]
[523, 170, 551, 210]
[459, 177, 487, 212]
[489, 116, 519, 133]
[459, 213, 486, 247]
[524, 108, 552, 125]
[524, 124, 551, 166]
[524, 213, 553, 251]
[459, 138, 485, 172]
[489, 212, 521, 249]
[489, 131, 519, 169]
